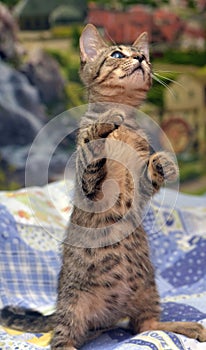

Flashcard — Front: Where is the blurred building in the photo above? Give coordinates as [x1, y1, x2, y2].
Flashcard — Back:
[87, 3, 205, 49]
[88, 4, 153, 43]
[13, 0, 87, 30]
[162, 74, 206, 155]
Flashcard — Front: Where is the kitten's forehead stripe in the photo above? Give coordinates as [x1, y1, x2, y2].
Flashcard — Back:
[94, 57, 108, 80]
[110, 46, 130, 56]
[131, 47, 140, 52]
[121, 48, 134, 57]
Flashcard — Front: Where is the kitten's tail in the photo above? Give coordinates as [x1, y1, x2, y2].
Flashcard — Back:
[0, 306, 55, 333]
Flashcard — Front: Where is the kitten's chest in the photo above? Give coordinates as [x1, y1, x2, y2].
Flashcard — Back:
[82, 232, 152, 296]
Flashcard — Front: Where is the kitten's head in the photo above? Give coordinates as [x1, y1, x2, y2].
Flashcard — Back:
[79, 24, 152, 107]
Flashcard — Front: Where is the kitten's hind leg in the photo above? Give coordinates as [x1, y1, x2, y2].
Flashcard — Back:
[138, 319, 206, 342]
[147, 151, 178, 192]
[51, 324, 81, 350]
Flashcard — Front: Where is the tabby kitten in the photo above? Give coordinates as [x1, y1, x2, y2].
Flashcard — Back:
[1, 24, 206, 350]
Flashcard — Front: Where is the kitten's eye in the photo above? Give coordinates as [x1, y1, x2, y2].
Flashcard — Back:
[111, 51, 125, 59]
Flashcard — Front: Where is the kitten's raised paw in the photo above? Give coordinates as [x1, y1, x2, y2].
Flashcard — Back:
[97, 112, 124, 138]
[100, 109, 124, 126]
[109, 111, 125, 128]
[148, 152, 178, 189]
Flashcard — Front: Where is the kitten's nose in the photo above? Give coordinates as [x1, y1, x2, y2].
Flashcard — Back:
[133, 55, 145, 63]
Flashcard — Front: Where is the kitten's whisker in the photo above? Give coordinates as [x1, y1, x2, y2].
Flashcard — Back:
[155, 69, 182, 74]
[75, 85, 86, 93]
[153, 72, 184, 89]
[104, 29, 117, 46]
[151, 73, 176, 97]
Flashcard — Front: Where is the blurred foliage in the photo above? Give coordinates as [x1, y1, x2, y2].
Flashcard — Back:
[91, 0, 169, 9]
[0, 0, 19, 8]
[179, 158, 206, 183]
[91, 0, 202, 10]
[158, 50, 206, 66]
[51, 25, 73, 38]
[187, 0, 196, 9]
[46, 47, 86, 108]
[0, 158, 20, 190]
[71, 26, 82, 49]
[51, 25, 83, 42]
[185, 186, 206, 195]
[45, 48, 68, 67]
[195, 65, 206, 79]
[66, 82, 86, 108]
[46, 47, 81, 82]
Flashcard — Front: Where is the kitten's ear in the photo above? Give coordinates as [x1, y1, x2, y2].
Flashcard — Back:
[133, 32, 149, 61]
[80, 24, 108, 63]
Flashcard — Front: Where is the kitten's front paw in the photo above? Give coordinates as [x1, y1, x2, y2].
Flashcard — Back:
[98, 111, 124, 138]
[109, 110, 125, 128]
[99, 108, 125, 124]
[148, 152, 178, 189]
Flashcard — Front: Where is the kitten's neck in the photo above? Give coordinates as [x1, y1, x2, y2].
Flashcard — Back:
[87, 101, 138, 128]
[88, 101, 134, 113]
[88, 88, 147, 108]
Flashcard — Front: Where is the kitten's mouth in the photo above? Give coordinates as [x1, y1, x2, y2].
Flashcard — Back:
[119, 64, 147, 81]
[133, 65, 145, 79]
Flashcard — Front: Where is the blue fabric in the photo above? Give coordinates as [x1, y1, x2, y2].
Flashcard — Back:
[0, 183, 206, 349]
[0, 203, 61, 309]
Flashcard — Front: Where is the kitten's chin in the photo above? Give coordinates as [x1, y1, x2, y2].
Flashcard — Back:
[129, 69, 151, 90]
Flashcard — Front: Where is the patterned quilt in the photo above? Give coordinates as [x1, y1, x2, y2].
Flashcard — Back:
[0, 180, 206, 350]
